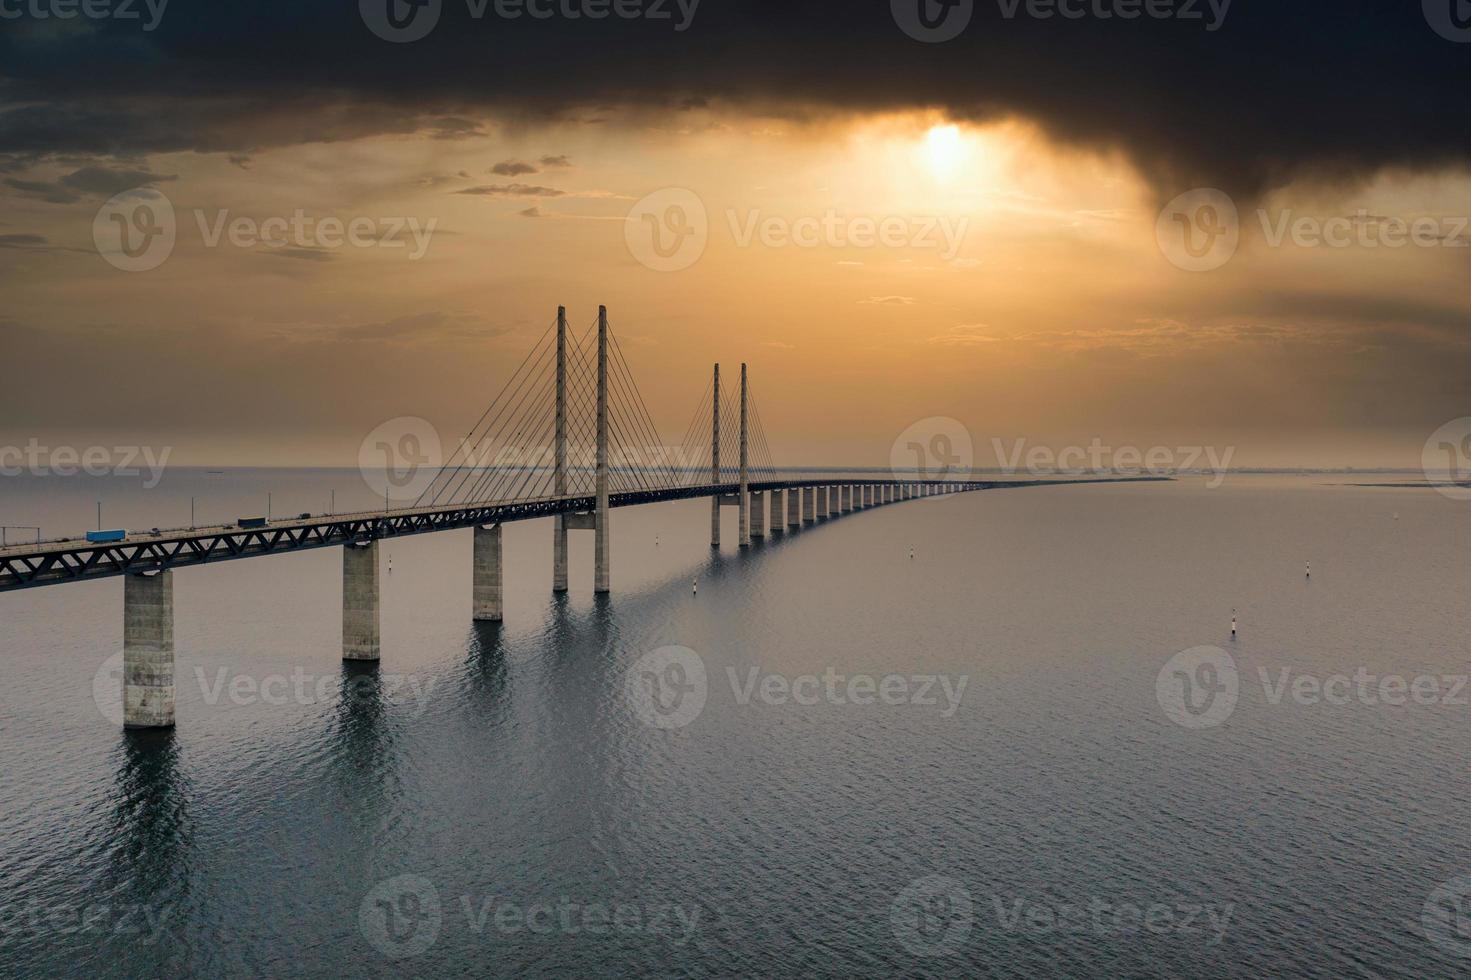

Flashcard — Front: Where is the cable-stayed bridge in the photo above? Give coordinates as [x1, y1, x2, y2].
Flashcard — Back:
[0, 305, 1156, 728]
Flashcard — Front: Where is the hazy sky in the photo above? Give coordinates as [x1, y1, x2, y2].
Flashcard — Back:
[1, 3, 1468, 469]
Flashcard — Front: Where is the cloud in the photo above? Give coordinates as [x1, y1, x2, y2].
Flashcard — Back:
[263, 246, 337, 262]
[517, 206, 542, 218]
[539, 155, 572, 168]
[454, 184, 564, 197]
[3, 164, 176, 204]
[491, 160, 539, 176]
[0, 7, 1465, 198]
[928, 324, 998, 347]
[331, 311, 515, 345]
[859, 295, 915, 305]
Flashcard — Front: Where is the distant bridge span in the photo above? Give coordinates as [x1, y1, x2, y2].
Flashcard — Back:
[0, 305, 1166, 728]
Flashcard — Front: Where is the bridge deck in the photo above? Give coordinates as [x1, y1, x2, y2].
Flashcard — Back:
[0, 477, 1165, 592]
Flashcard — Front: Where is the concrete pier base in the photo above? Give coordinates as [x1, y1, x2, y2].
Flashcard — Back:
[473, 524, 504, 622]
[770, 490, 784, 532]
[750, 491, 766, 538]
[817, 486, 827, 519]
[123, 570, 175, 729]
[343, 541, 381, 661]
[788, 488, 801, 529]
[803, 487, 815, 523]
[553, 515, 568, 592]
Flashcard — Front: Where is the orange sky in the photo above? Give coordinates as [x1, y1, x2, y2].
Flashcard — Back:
[2, 110, 1468, 470]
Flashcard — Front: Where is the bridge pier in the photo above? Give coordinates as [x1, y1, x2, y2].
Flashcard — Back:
[788, 488, 801, 529]
[770, 490, 784, 532]
[343, 541, 380, 661]
[473, 524, 504, 622]
[750, 490, 765, 538]
[802, 487, 815, 523]
[553, 516, 568, 592]
[123, 570, 175, 729]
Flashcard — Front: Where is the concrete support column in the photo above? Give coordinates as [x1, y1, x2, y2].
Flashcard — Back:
[803, 486, 815, 523]
[124, 570, 175, 728]
[473, 524, 503, 622]
[711, 363, 721, 548]
[750, 490, 766, 538]
[788, 487, 801, 529]
[553, 306, 568, 592]
[343, 541, 380, 661]
[595, 306, 610, 593]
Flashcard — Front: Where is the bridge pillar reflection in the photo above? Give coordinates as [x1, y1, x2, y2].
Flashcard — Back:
[123, 570, 175, 729]
[473, 524, 504, 622]
[343, 541, 380, 661]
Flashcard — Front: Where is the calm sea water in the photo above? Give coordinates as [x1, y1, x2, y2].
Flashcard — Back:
[1, 471, 1469, 977]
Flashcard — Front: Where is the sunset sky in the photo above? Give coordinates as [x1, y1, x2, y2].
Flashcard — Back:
[1, 2, 1467, 469]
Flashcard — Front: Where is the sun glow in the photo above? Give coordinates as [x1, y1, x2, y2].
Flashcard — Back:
[923, 124, 967, 180]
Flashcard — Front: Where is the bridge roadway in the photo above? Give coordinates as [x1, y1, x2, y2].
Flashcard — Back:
[0, 476, 1151, 593]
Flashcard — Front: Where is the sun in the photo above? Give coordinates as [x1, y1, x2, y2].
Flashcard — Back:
[922, 124, 967, 180]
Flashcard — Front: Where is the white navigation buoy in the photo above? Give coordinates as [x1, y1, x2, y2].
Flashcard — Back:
[1305, 560, 1310, 579]
[1231, 609, 1237, 640]
[692, 580, 698, 595]
[909, 548, 915, 560]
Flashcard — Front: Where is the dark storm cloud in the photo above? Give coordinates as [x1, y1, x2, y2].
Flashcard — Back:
[0, 1, 1467, 197]
[3, 164, 175, 203]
